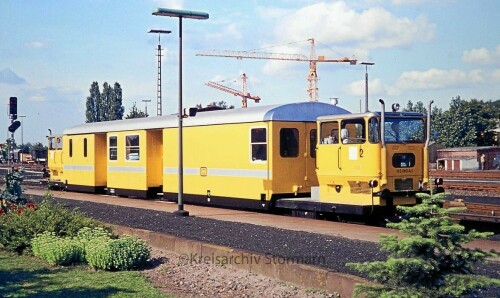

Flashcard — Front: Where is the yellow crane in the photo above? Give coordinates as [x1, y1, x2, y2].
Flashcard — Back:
[205, 73, 260, 108]
[197, 38, 357, 102]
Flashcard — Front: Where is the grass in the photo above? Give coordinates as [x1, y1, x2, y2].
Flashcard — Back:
[0, 249, 171, 298]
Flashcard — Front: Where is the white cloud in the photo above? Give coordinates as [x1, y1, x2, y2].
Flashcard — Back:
[468, 69, 485, 83]
[206, 23, 242, 41]
[26, 41, 46, 49]
[396, 68, 467, 90]
[391, 0, 428, 5]
[24, 86, 82, 103]
[255, 6, 290, 19]
[491, 69, 500, 82]
[462, 45, 500, 65]
[0, 68, 27, 85]
[153, 0, 183, 9]
[343, 78, 390, 97]
[462, 48, 490, 64]
[258, 1, 435, 75]
[273, 2, 435, 49]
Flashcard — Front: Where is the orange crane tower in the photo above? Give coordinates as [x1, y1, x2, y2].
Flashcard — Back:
[206, 73, 260, 108]
[197, 38, 357, 102]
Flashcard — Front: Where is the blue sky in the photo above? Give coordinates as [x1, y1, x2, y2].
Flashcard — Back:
[1, 0, 499, 144]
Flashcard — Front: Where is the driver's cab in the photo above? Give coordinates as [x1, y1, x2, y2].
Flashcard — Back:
[317, 114, 379, 173]
[47, 134, 64, 184]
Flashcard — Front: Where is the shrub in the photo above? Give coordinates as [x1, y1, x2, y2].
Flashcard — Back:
[31, 231, 84, 266]
[0, 195, 106, 254]
[86, 236, 151, 270]
[75, 227, 112, 260]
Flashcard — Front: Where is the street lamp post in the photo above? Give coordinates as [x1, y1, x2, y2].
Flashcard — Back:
[148, 29, 171, 116]
[152, 7, 209, 216]
[18, 115, 26, 146]
[361, 62, 374, 112]
[141, 100, 151, 117]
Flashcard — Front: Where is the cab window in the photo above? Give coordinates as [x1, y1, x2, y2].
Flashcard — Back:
[125, 135, 140, 161]
[251, 128, 267, 161]
[320, 121, 339, 144]
[368, 117, 379, 143]
[341, 119, 365, 144]
[280, 128, 299, 158]
[384, 118, 425, 143]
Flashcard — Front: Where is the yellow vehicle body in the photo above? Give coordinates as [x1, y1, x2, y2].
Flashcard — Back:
[47, 135, 64, 184]
[310, 111, 431, 218]
[47, 134, 107, 192]
[162, 121, 318, 208]
[105, 129, 163, 197]
[48, 102, 345, 205]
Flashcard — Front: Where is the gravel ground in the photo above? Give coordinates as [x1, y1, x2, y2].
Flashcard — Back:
[27, 194, 499, 297]
[144, 249, 337, 297]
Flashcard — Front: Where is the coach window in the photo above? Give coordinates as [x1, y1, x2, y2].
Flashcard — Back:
[368, 117, 379, 143]
[109, 136, 117, 161]
[280, 128, 299, 158]
[251, 128, 267, 161]
[340, 119, 366, 144]
[125, 135, 140, 161]
[310, 129, 317, 158]
[320, 121, 339, 144]
[69, 139, 73, 157]
[83, 138, 88, 157]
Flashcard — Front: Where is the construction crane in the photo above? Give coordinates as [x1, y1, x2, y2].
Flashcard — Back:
[197, 38, 357, 102]
[206, 73, 260, 108]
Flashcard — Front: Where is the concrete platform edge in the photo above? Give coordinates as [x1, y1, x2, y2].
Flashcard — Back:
[108, 223, 367, 297]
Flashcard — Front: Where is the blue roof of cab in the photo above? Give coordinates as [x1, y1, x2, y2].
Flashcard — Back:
[64, 102, 350, 135]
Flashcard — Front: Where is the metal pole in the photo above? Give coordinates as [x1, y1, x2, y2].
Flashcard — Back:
[175, 16, 188, 216]
[142, 100, 151, 117]
[364, 65, 369, 112]
[19, 115, 26, 146]
[361, 62, 374, 112]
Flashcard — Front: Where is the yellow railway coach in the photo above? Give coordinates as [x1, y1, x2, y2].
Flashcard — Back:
[47, 102, 349, 204]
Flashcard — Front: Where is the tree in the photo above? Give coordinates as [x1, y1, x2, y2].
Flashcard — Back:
[85, 82, 101, 123]
[209, 101, 235, 109]
[433, 96, 498, 147]
[125, 102, 148, 119]
[403, 100, 427, 114]
[85, 82, 124, 122]
[110, 82, 125, 120]
[347, 192, 499, 298]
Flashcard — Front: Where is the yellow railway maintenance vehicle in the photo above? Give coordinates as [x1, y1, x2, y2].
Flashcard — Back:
[47, 102, 349, 205]
[47, 100, 442, 221]
[275, 99, 443, 220]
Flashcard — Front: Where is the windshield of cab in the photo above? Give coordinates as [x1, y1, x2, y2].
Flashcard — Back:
[384, 118, 425, 143]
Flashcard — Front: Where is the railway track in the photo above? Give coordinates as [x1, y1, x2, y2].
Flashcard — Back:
[431, 169, 500, 192]
[430, 170, 500, 225]
[2, 167, 499, 228]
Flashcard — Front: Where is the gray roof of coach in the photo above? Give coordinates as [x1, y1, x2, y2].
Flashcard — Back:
[63, 102, 350, 135]
[317, 111, 426, 121]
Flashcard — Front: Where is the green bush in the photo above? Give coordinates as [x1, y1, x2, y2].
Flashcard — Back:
[31, 231, 84, 266]
[86, 236, 151, 270]
[0, 196, 106, 253]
